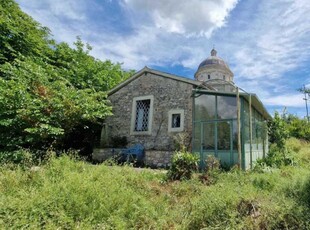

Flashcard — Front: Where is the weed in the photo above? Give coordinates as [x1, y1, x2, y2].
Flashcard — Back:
[0, 138, 310, 229]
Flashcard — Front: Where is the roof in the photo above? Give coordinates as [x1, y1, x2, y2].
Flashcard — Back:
[195, 48, 233, 78]
[108, 66, 271, 120]
[108, 66, 212, 96]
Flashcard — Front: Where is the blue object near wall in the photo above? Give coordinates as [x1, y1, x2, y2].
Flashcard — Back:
[119, 144, 145, 163]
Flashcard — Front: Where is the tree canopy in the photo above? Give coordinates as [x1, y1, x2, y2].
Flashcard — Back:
[0, 0, 133, 152]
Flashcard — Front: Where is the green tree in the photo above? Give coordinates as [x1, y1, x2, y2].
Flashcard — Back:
[0, 0, 52, 65]
[268, 111, 289, 151]
[284, 114, 310, 141]
[0, 56, 112, 149]
[49, 37, 134, 92]
[0, 0, 133, 153]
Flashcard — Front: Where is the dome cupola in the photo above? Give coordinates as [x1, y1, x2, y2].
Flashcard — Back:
[195, 48, 235, 92]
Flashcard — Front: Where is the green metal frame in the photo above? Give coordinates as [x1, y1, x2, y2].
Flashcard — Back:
[240, 97, 246, 170]
[192, 89, 270, 170]
[193, 92, 238, 169]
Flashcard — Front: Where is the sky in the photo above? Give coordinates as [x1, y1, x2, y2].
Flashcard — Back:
[16, 0, 310, 118]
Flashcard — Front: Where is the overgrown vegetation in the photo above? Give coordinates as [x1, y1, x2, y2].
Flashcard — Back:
[166, 151, 198, 181]
[0, 0, 133, 155]
[1, 138, 310, 229]
[257, 111, 310, 169]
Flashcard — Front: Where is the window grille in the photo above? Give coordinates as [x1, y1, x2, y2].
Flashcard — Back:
[134, 99, 150, 131]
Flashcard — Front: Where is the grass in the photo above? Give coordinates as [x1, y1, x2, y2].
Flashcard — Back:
[0, 139, 310, 229]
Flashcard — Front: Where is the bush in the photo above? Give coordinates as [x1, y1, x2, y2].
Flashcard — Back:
[286, 115, 310, 141]
[0, 149, 33, 167]
[205, 155, 220, 171]
[255, 143, 295, 169]
[269, 111, 289, 149]
[198, 155, 221, 185]
[173, 132, 191, 151]
[166, 151, 198, 181]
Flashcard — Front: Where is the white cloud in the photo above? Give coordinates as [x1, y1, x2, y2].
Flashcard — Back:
[123, 0, 239, 37]
[47, 0, 87, 21]
[14, 0, 310, 116]
[232, 0, 310, 80]
[16, 0, 94, 45]
[18, 0, 87, 21]
[218, 0, 310, 113]
[263, 94, 305, 107]
[16, 0, 239, 70]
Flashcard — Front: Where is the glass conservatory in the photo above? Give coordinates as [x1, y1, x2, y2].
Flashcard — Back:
[192, 89, 271, 170]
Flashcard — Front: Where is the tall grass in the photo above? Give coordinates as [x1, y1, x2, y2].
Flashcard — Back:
[0, 138, 310, 229]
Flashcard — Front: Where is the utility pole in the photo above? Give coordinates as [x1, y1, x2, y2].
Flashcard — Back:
[303, 85, 309, 122]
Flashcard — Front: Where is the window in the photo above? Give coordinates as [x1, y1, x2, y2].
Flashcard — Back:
[134, 99, 150, 131]
[172, 114, 181, 128]
[194, 94, 216, 120]
[208, 74, 211, 79]
[131, 95, 154, 134]
[217, 121, 230, 150]
[168, 109, 184, 132]
[223, 75, 226, 80]
[217, 96, 237, 119]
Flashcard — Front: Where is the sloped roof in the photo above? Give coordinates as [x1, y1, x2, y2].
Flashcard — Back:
[108, 66, 212, 96]
[108, 66, 271, 120]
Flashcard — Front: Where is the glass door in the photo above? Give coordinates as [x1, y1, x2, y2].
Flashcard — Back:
[200, 120, 235, 168]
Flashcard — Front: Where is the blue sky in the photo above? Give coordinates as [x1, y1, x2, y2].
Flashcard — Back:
[16, 0, 310, 118]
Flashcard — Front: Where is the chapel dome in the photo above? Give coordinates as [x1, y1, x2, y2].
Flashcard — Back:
[194, 48, 234, 83]
[197, 49, 230, 71]
[194, 48, 235, 92]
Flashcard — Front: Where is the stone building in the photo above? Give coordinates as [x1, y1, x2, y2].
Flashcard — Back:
[93, 49, 271, 169]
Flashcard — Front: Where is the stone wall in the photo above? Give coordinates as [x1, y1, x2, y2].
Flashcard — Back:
[92, 148, 174, 168]
[92, 148, 120, 163]
[102, 72, 194, 151]
[144, 150, 174, 168]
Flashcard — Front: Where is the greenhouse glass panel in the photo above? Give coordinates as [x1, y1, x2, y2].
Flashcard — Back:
[243, 100, 250, 144]
[193, 122, 201, 152]
[217, 96, 237, 119]
[217, 121, 230, 150]
[252, 110, 258, 150]
[256, 112, 264, 151]
[232, 120, 238, 150]
[194, 94, 216, 121]
[203, 122, 215, 150]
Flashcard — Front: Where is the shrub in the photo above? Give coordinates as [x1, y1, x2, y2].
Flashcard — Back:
[205, 155, 220, 171]
[199, 155, 221, 185]
[0, 149, 33, 167]
[286, 115, 310, 141]
[173, 132, 191, 151]
[269, 111, 289, 150]
[255, 143, 295, 169]
[166, 151, 198, 181]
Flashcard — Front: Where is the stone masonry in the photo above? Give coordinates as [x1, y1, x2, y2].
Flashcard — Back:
[103, 71, 194, 151]
[92, 148, 174, 168]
